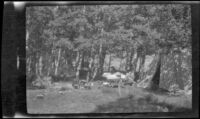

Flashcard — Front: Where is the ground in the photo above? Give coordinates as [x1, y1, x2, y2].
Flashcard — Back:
[27, 81, 192, 114]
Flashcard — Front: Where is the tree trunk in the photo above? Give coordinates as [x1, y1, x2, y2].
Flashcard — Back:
[75, 50, 80, 72]
[173, 52, 184, 90]
[95, 28, 107, 78]
[93, 46, 106, 79]
[99, 48, 106, 75]
[65, 49, 74, 72]
[132, 48, 146, 82]
[68, 52, 74, 71]
[91, 53, 97, 81]
[39, 55, 43, 76]
[132, 48, 138, 73]
[119, 56, 123, 71]
[108, 53, 112, 72]
[98, 38, 103, 75]
[147, 52, 161, 90]
[35, 53, 39, 77]
[87, 45, 94, 82]
[55, 48, 61, 75]
[76, 51, 83, 81]
[125, 49, 130, 71]
[27, 57, 32, 75]
[129, 48, 134, 71]
[138, 54, 146, 81]
[47, 64, 50, 76]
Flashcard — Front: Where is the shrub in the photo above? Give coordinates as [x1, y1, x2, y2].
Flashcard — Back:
[32, 76, 52, 89]
[26, 74, 37, 87]
[169, 84, 180, 94]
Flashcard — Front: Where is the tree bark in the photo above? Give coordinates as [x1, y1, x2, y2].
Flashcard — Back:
[39, 55, 43, 76]
[76, 51, 83, 81]
[129, 48, 134, 71]
[173, 52, 184, 90]
[35, 53, 39, 77]
[87, 45, 94, 82]
[99, 48, 106, 75]
[95, 28, 107, 78]
[132, 48, 138, 73]
[108, 53, 112, 72]
[125, 48, 130, 71]
[75, 50, 80, 72]
[138, 54, 146, 81]
[27, 57, 32, 75]
[55, 48, 61, 75]
[91, 53, 97, 81]
[65, 49, 74, 72]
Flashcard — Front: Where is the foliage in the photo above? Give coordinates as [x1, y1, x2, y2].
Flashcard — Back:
[26, 5, 192, 91]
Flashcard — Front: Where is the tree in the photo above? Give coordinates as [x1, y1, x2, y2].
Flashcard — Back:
[26, 5, 192, 91]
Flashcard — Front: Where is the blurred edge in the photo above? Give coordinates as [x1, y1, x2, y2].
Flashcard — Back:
[2, 1, 200, 118]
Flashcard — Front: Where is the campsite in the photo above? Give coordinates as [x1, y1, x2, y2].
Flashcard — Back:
[26, 4, 192, 113]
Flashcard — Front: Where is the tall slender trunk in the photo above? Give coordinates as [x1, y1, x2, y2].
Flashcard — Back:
[64, 49, 74, 71]
[98, 38, 103, 73]
[35, 53, 39, 77]
[87, 45, 94, 82]
[67, 52, 74, 71]
[91, 53, 97, 80]
[95, 28, 106, 78]
[75, 50, 80, 72]
[119, 56, 123, 71]
[76, 51, 83, 81]
[39, 55, 43, 76]
[129, 48, 134, 71]
[173, 52, 184, 90]
[133, 48, 146, 82]
[125, 49, 130, 72]
[55, 48, 61, 75]
[27, 57, 32, 75]
[47, 65, 50, 76]
[108, 53, 112, 71]
[132, 48, 138, 73]
[99, 48, 106, 75]
[49, 48, 54, 75]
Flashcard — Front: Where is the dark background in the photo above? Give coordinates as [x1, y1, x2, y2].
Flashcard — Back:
[2, 2, 199, 118]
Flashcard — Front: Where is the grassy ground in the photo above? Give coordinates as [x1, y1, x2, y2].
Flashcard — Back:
[27, 82, 192, 114]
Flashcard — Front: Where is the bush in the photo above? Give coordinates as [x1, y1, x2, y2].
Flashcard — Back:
[169, 84, 180, 94]
[32, 76, 52, 89]
[26, 74, 37, 87]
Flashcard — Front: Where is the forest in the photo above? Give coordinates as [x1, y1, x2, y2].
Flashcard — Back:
[23, 4, 195, 113]
[26, 4, 192, 113]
